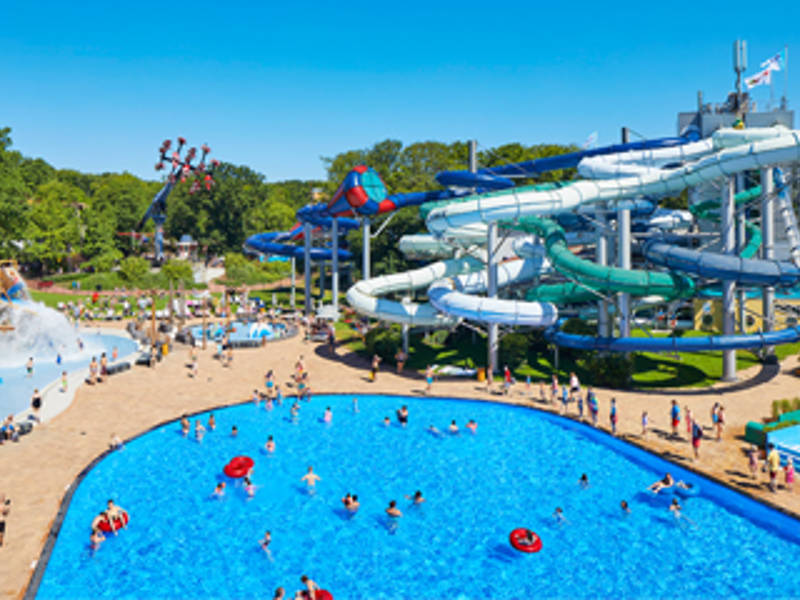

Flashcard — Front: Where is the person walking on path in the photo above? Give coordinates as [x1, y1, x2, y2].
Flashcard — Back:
[670, 400, 681, 438]
[503, 365, 513, 396]
[370, 354, 381, 382]
[691, 418, 703, 460]
[588, 390, 599, 427]
[609, 398, 618, 435]
[785, 457, 795, 492]
[746, 445, 759, 480]
[641, 411, 649, 437]
[550, 374, 559, 404]
[767, 444, 781, 492]
[716, 405, 726, 441]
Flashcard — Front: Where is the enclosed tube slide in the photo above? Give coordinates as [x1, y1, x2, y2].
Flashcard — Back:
[345, 248, 550, 327]
[425, 129, 800, 236]
[435, 130, 701, 190]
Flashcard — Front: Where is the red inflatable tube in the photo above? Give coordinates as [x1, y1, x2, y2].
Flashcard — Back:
[315, 591, 333, 600]
[223, 456, 254, 478]
[98, 511, 129, 533]
[509, 528, 542, 553]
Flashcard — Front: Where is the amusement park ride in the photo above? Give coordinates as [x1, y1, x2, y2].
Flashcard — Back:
[135, 138, 218, 264]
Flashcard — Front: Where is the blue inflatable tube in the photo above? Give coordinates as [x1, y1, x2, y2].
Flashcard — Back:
[436, 130, 700, 189]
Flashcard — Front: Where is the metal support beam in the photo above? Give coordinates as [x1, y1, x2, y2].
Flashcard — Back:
[736, 174, 747, 333]
[721, 178, 737, 381]
[290, 256, 296, 310]
[402, 323, 410, 354]
[761, 167, 776, 361]
[318, 260, 325, 300]
[331, 218, 339, 313]
[362, 218, 371, 280]
[303, 222, 312, 316]
[596, 211, 610, 337]
[617, 208, 631, 338]
[487, 221, 499, 374]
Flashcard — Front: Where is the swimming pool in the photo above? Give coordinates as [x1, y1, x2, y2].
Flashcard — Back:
[34, 394, 799, 599]
[0, 331, 139, 417]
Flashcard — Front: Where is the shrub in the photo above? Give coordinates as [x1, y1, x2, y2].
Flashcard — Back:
[223, 252, 289, 286]
[500, 333, 529, 369]
[773, 400, 782, 419]
[82, 250, 122, 273]
[365, 325, 402, 363]
[793, 397, 800, 411]
[764, 419, 800, 433]
[119, 256, 150, 283]
[780, 399, 792, 414]
[161, 259, 194, 286]
[577, 352, 635, 389]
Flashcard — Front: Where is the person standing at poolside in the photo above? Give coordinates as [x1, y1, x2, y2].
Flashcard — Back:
[60, 371, 68, 393]
[576, 390, 584, 420]
[767, 444, 781, 492]
[588, 392, 598, 426]
[670, 400, 680, 438]
[395, 349, 407, 373]
[30, 389, 42, 423]
[609, 398, 618, 435]
[0, 495, 10, 547]
[301, 466, 321, 492]
[746, 445, 759, 479]
[425, 365, 434, 395]
[685, 405, 692, 435]
[785, 457, 795, 491]
[716, 405, 726, 441]
[539, 381, 546, 403]
[641, 411, 649, 437]
[550, 374, 559, 404]
[569, 372, 580, 398]
[691, 418, 703, 460]
[560, 385, 569, 414]
[25, 357, 33, 378]
[370, 354, 381, 381]
[503, 365, 512, 396]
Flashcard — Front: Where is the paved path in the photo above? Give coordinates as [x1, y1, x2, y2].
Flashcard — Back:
[1, 327, 799, 598]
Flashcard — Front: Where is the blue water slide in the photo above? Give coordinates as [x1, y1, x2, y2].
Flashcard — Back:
[436, 130, 700, 189]
[545, 319, 800, 352]
[244, 214, 359, 260]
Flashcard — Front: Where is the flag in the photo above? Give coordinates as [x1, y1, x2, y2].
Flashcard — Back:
[760, 50, 784, 72]
[745, 68, 772, 89]
[583, 131, 598, 149]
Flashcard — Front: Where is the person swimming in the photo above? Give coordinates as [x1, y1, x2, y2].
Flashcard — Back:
[383, 416, 391, 427]
[301, 466, 321, 492]
[265, 435, 275, 453]
[579, 473, 589, 489]
[352, 398, 359, 413]
[648, 473, 675, 493]
[231, 425, 239, 437]
[195, 420, 206, 442]
[448, 420, 459, 434]
[620, 500, 631, 515]
[208, 413, 216, 430]
[259, 530, 272, 558]
[427, 424, 444, 438]
[553, 507, 567, 524]
[466, 419, 477, 433]
[396, 405, 409, 427]
[244, 476, 256, 498]
[405, 490, 425, 504]
[290, 402, 300, 422]
[323, 407, 332, 423]
[385, 500, 402, 518]
[180, 415, 190, 437]
[213, 482, 226, 498]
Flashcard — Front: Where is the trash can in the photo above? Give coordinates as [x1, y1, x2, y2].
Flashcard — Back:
[162, 343, 169, 357]
[477, 368, 486, 382]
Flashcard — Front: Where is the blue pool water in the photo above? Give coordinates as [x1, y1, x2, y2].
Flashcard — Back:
[0, 332, 139, 417]
[189, 321, 285, 342]
[36, 394, 799, 599]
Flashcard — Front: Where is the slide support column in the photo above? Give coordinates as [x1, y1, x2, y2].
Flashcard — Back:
[736, 174, 747, 333]
[303, 222, 312, 316]
[721, 178, 737, 381]
[617, 207, 631, 338]
[596, 212, 610, 337]
[487, 221, 499, 374]
[290, 256, 296, 310]
[331, 218, 339, 313]
[761, 167, 776, 361]
[362, 218, 371, 280]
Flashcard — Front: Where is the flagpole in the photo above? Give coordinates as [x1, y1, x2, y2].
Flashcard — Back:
[784, 44, 789, 109]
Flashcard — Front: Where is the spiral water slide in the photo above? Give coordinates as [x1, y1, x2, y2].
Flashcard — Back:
[423, 127, 800, 350]
[346, 133, 702, 326]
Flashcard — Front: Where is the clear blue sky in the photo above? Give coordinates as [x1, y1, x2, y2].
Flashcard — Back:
[2, 1, 798, 183]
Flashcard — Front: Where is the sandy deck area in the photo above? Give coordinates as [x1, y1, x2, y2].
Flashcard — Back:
[2, 325, 799, 598]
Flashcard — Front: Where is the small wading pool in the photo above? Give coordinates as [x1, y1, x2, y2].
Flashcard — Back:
[35, 394, 799, 599]
[188, 321, 286, 342]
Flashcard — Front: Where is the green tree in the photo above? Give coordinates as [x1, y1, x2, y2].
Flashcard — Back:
[24, 181, 84, 271]
[162, 258, 194, 284]
[0, 127, 29, 259]
[119, 256, 150, 283]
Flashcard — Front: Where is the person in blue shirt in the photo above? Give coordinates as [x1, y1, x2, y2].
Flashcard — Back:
[610, 397, 618, 435]
[670, 400, 681, 438]
[589, 391, 599, 426]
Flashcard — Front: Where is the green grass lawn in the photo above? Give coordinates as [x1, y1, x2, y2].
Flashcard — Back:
[333, 322, 800, 390]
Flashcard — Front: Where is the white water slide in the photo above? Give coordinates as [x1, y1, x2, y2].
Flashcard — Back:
[347, 127, 800, 328]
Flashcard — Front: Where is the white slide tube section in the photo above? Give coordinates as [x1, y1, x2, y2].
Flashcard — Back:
[426, 129, 800, 235]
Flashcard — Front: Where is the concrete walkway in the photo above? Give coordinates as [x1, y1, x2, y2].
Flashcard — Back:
[1, 327, 799, 598]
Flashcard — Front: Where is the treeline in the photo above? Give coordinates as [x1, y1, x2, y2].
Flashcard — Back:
[0, 126, 577, 276]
